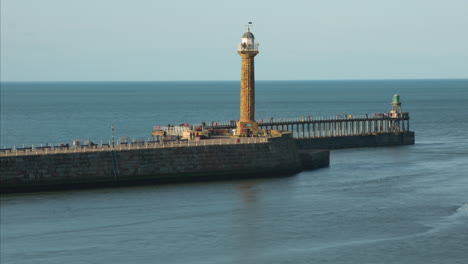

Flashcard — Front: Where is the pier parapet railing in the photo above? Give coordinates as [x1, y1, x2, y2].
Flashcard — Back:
[1, 137, 268, 157]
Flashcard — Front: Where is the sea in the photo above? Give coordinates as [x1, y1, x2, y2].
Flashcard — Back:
[1, 79, 467, 264]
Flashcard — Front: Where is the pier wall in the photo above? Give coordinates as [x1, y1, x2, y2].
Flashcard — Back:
[1, 136, 329, 193]
[295, 131, 415, 149]
[0, 131, 414, 193]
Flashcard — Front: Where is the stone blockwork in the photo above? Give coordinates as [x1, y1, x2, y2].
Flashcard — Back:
[239, 52, 258, 122]
[1, 131, 414, 193]
[295, 132, 415, 150]
[299, 150, 330, 170]
[1, 136, 323, 193]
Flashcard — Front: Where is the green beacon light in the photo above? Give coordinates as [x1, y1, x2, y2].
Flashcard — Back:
[392, 94, 400, 104]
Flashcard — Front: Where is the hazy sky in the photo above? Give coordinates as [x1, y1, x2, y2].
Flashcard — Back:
[1, 0, 467, 81]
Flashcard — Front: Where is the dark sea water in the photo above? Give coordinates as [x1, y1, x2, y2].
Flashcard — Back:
[1, 79, 468, 263]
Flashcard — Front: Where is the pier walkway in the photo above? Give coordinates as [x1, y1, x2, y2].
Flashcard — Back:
[0, 136, 268, 157]
[204, 114, 410, 139]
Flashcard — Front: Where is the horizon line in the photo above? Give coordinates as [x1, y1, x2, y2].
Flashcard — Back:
[1, 78, 467, 83]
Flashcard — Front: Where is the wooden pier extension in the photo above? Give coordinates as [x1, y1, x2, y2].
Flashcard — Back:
[207, 113, 411, 139]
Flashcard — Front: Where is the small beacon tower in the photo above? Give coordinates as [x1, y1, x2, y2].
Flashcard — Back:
[390, 94, 402, 118]
[237, 23, 259, 136]
[390, 93, 404, 132]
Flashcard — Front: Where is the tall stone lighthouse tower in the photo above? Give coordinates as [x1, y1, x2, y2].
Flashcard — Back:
[237, 23, 259, 136]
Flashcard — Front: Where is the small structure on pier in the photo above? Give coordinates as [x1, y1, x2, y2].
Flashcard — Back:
[389, 93, 408, 132]
[236, 22, 260, 137]
[390, 94, 402, 118]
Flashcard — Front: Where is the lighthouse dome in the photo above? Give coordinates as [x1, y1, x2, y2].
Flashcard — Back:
[242, 31, 255, 39]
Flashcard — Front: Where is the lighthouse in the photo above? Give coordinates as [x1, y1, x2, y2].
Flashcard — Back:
[237, 23, 259, 136]
[390, 94, 402, 118]
[389, 93, 406, 132]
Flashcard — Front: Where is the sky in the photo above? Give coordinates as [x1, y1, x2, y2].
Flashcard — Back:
[1, 0, 467, 81]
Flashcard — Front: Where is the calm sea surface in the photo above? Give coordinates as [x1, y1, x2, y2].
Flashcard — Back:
[1, 79, 468, 263]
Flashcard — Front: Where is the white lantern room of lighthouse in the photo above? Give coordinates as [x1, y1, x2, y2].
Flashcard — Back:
[238, 27, 259, 52]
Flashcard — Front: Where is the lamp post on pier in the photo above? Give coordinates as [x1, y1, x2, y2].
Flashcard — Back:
[112, 125, 115, 147]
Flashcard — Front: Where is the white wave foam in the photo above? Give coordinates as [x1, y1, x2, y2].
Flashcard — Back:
[455, 203, 468, 217]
